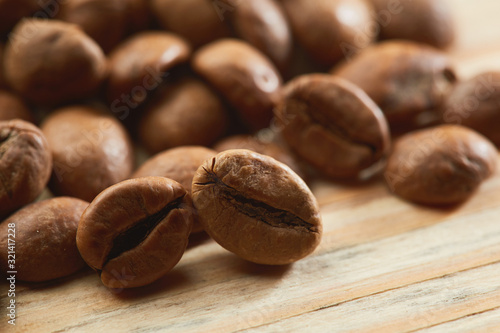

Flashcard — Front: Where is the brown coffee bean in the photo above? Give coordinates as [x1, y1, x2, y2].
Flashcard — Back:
[41, 105, 134, 202]
[0, 120, 52, 219]
[332, 41, 456, 131]
[230, 0, 293, 72]
[369, 0, 455, 49]
[0, 90, 33, 122]
[77, 177, 194, 289]
[4, 19, 107, 106]
[0, 0, 39, 35]
[192, 149, 322, 265]
[107, 31, 191, 109]
[56, 0, 150, 50]
[56, 0, 131, 53]
[193, 39, 282, 131]
[138, 78, 228, 154]
[150, 0, 232, 48]
[132, 146, 216, 195]
[214, 134, 306, 180]
[132, 146, 216, 233]
[281, 0, 376, 66]
[385, 125, 498, 206]
[274, 74, 390, 179]
[442, 72, 500, 147]
[0, 197, 89, 282]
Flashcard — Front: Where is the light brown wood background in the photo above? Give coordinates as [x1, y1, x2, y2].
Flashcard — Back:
[2, 0, 500, 332]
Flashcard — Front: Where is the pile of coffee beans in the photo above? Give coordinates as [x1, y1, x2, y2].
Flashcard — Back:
[0, 0, 498, 289]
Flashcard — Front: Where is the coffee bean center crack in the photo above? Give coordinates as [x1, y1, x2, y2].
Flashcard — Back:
[197, 167, 318, 233]
[292, 98, 378, 154]
[0, 130, 15, 159]
[104, 196, 185, 265]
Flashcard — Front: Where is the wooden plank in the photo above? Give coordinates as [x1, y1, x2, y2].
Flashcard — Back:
[452, 49, 500, 80]
[445, 0, 500, 57]
[415, 307, 500, 333]
[241, 262, 500, 333]
[1, 1, 500, 332]
[314, 160, 500, 253]
[3, 183, 500, 332]
[444, 0, 500, 78]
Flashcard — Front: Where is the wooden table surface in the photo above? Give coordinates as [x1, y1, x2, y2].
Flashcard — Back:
[3, 0, 500, 332]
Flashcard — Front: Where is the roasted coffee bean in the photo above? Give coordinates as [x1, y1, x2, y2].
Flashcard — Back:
[4, 19, 107, 106]
[385, 125, 498, 205]
[107, 31, 191, 109]
[150, 0, 232, 48]
[132, 146, 216, 233]
[369, 0, 455, 49]
[274, 74, 390, 179]
[138, 78, 228, 154]
[193, 39, 282, 131]
[56, 0, 131, 53]
[214, 134, 306, 180]
[230, 0, 293, 72]
[442, 72, 500, 146]
[0, 197, 89, 282]
[192, 149, 322, 265]
[41, 105, 134, 202]
[0, 90, 33, 122]
[281, 0, 376, 66]
[0, 120, 52, 219]
[77, 177, 194, 289]
[332, 40, 456, 131]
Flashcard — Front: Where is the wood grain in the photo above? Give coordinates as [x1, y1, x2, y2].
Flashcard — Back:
[2, 161, 500, 332]
[416, 307, 500, 333]
[242, 262, 500, 333]
[2, 0, 500, 332]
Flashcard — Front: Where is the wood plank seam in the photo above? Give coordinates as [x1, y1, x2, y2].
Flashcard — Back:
[408, 305, 500, 333]
[316, 198, 500, 256]
[235, 260, 500, 333]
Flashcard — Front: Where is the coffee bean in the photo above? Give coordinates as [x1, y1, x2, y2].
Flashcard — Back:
[138, 78, 228, 154]
[281, 0, 376, 66]
[384, 125, 498, 205]
[0, 119, 52, 219]
[213, 134, 306, 180]
[369, 0, 455, 49]
[41, 105, 134, 202]
[4, 19, 107, 106]
[192, 149, 322, 265]
[274, 74, 390, 179]
[150, 0, 232, 48]
[442, 72, 500, 146]
[230, 0, 293, 72]
[0, 197, 89, 282]
[0, 90, 33, 122]
[192, 39, 282, 131]
[77, 177, 194, 288]
[332, 40, 456, 132]
[107, 31, 191, 108]
[56, 0, 131, 53]
[132, 146, 217, 233]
